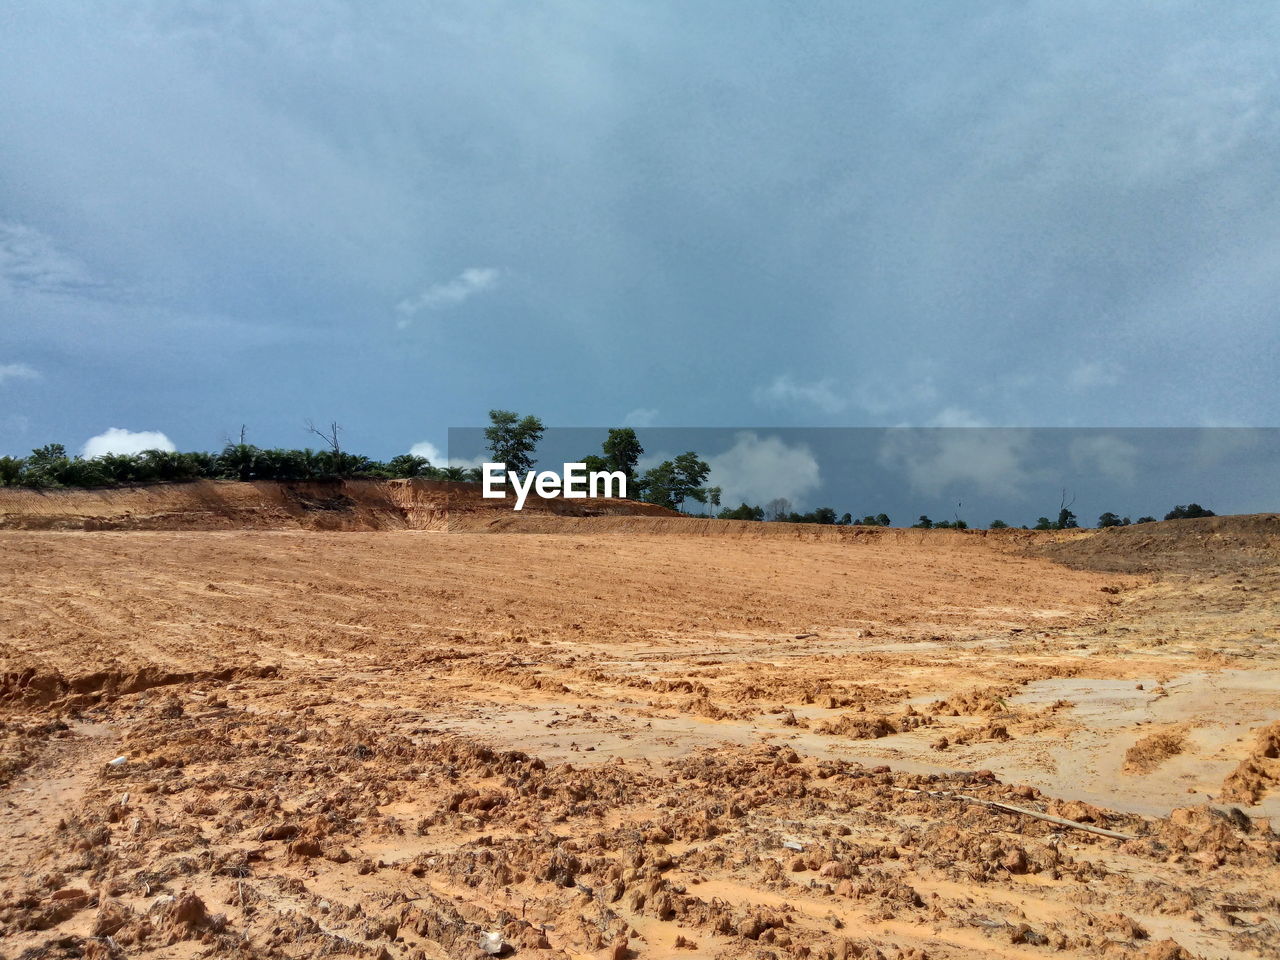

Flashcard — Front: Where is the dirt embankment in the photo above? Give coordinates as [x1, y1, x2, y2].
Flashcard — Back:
[0, 479, 677, 532]
[1029, 513, 1280, 573]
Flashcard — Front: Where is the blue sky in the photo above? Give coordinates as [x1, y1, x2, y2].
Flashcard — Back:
[3, 2, 1279, 462]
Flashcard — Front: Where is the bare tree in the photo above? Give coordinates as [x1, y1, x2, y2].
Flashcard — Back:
[765, 497, 792, 522]
[305, 419, 342, 455]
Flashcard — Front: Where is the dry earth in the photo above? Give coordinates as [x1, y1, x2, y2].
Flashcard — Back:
[0, 486, 1277, 960]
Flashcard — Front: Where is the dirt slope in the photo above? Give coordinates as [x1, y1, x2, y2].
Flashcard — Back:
[1030, 514, 1280, 573]
[0, 479, 677, 532]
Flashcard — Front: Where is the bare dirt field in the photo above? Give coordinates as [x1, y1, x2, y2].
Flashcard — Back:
[0, 488, 1277, 960]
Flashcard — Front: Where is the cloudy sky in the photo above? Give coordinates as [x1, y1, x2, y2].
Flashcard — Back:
[3, 2, 1279, 461]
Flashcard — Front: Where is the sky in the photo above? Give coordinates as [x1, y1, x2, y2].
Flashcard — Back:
[450, 427, 1280, 525]
[3, 2, 1280, 464]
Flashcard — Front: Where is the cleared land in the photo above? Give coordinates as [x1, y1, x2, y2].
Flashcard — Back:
[0, 489, 1277, 960]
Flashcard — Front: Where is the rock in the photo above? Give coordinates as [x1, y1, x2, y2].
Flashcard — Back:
[1141, 940, 1192, 960]
[479, 930, 505, 955]
[1001, 847, 1028, 874]
[92, 899, 133, 938]
[738, 915, 765, 940]
[819, 860, 847, 879]
[50, 887, 89, 901]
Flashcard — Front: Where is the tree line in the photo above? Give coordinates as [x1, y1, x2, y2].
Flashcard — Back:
[0, 441, 476, 488]
[0, 410, 1219, 529]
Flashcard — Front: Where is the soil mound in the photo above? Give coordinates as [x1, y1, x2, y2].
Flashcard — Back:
[1028, 514, 1280, 573]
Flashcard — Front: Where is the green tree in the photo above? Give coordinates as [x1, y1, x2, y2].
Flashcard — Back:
[707, 486, 722, 515]
[485, 410, 544, 474]
[1135, 516, 1156, 524]
[1057, 507, 1079, 529]
[0, 456, 24, 486]
[217, 443, 260, 482]
[988, 519, 1009, 529]
[601, 428, 643, 482]
[1033, 517, 1054, 530]
[639, 451, 709, 511]
[386, 454, 434, 478]
[912, 515, 933, 529]
[1097, 512, 1127, 528]
[1164, 503, 1215, 520]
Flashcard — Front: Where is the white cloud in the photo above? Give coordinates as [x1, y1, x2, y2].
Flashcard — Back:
[1068, 360, 1123, 391]
[879, 414, 1032, 498]
[622, 407, 658, 428]
[754, 374, 847, 414]
[82, 428, 176, 459]
[409, 440, 487, 470]
[0, 362, 40, 385]
[395, 267, 501, 324]
[409, 440, 444, 463]
[706, 432, 821, 509]
[1069, 434, 1139, 484]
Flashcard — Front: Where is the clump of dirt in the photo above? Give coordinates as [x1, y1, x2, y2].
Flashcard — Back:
[814, 709, 932, 739]
[1123, 727, 1188, 774]
[931, 686, 1016, 716]
[1221, 721, 1280, 804]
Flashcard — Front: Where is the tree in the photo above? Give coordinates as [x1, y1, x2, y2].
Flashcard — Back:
[602, 428, 643, 481]
[1164, 503, 1215, 520]
[875, 513, 891, 527]
[989, 519, 1009, 529]
[485, 410, 544, 474]
[1033, 517, 1054, 530]
[0, 456, 24, 487]
[386, 454, 434, 478]
[1097, 512, 1126, 528]
[839, 512, 852, 525]
[23, 444, 71, 487]
[764, 497, 792, 521]
[707, 486, 722, 516]
[639, 451, 709, 511]
[811, 506, 838, 525]
[913, 515, 933, 529]
[1135, 516, 1156, 524]
[217, 443, 260, 482]
[719, 502, 764, 521]
[1057, 508, 1079, 529]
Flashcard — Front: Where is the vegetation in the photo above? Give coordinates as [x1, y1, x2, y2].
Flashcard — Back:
[0, 417, 1224, 532]
[484, 409, 545, 474]
[0, 437, 481, 489]
[635, 451, 710, 511]
[1164, 503, 1215, 520]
